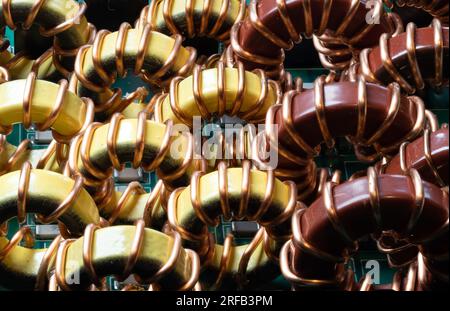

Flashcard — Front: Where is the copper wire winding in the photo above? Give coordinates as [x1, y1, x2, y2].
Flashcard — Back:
[254, 77, 426, 199]
[137, 0, 246, 42]
[360, 19, 446, 94]
[1, 0, 93, 75]
[15, 161, 87, 226]
[54, 220, 200, 291]
[0, 136, 30, 176]
[35, 235, 62, 291]
[0, 225, 34, 261]
[383, 0, 449, 24]
[230, 0, 396, 77]
[349, 115, 446, 270]
[106, 180, 168, 227]
[281, 71, 304, 92]
[0, 225, 61, 290]
[74, 23, 197, 113]
[313, 12, 404, 72]
[0, 160, 89, 290]
[201, 124, 257, 169]
[0, 48, 56, 81]
[168, 161, 298, 286]
[69, 111, 198, 197]
[153, 61, 280, 127]
[0, 72, 95, 145]
[373, 123, 447, 268]
[281, 168, 448, 290]
[232, 224, 295, 288]
[399, 127, 447, 187]
[0, 136, 69, 176]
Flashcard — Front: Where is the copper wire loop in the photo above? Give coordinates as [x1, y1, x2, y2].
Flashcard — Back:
[423, 128, 446, 187]
[138, 0, 246, 41]
[143, 180, 167, 226]
[199, 125, 256, 169]
[280, 240, 348, 287]
[292, 205, 347, 264]
[0, 225, 34, 261]
[74, 23, 197, 113]
[323, 182, 357, 247]
[36, 175, 85, 224]
[359, 19, 447, 94]
[55, 238, 76, 291]
[35, 235, 62, 291]
[108, 182, 146, 225]
[397, 127, 447, 188]
[230, 21, 285, 67]
[1, 49, 57, 84]
[17, 161, 32, 224]
[0, 137, 30, 175]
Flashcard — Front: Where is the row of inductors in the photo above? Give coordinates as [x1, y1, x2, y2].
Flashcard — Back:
[0, 0, 448, 291]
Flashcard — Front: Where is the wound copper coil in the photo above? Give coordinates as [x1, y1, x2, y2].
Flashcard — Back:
[383, 0, 449, 24]
[68, 111, 200, 200]
[168, 161, 298, 287]
[372, 123, 448, 268]
[0, 72, 95, 144]
[1, 48, 58, 81]
[1, 0, 95, 75]
[384, 126, 449, 187]
[107, 181, 146, 225]
[137, 0, 246, 42]
[0, 223, 63, 290]
[0, 225, 34, 261]
[15, 161, 88, 227]
[199, 124, 257, 169]
[55, 221, 200, 291]
[280, 71, 304, 93]
[253, 77, 427, 200]
[35, 175, 85, 224]
[313, 12, 404, 72]
[229, 0, 397, 79]
[152, 60, 281, 128]
[35, 235, 62, 291]
[282, 170, 448, 290]
[358, 19, 449, 94]
[0, 137, 30, 176]
[74, 23, 197, 114]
